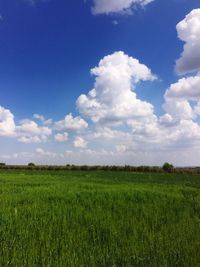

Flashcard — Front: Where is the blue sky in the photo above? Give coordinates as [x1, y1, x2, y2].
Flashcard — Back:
[0, 0, 200, 165]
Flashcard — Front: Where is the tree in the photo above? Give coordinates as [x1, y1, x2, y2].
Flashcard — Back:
[162, 162, 174, 173]
[28, 163, 35, 167]
[0, 163, 6, 166]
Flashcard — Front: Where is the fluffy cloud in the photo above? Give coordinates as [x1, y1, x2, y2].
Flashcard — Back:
[127, 116, 160, 140]
[0, 106, 15, 137]
[92, 0, 154, 15]
[54, 132, 69, 142]
[55, 113, 88, 131]
[16, 119, 52, 143]
[33, 114, 53, 125]
[90, 127, 131, 141]
[77, 51, 156, 125]
[165, 75, 200, 100]
[159, 78, 200, 149]
[74, 136, 87, 148]
[164, 99, 194, 120]
[175, 9, 200, 75]
[164, 74, 200, 120]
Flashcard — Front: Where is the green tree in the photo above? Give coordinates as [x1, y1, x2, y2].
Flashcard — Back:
[162, 162, 174, 173]
[28, 163, 35, 167]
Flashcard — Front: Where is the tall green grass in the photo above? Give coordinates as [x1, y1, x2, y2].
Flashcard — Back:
[0, 170, 200, 266]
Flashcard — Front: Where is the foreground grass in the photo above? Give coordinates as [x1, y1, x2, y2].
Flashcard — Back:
[0, 170, 200, 266]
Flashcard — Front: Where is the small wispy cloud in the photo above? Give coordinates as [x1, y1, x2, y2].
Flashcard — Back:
[112, 20, 119, 25]
[25, 0, 36, 6]
[24, 0, 49, 6]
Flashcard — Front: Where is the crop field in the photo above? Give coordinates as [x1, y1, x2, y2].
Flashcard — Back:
[0, 170, 200, 267]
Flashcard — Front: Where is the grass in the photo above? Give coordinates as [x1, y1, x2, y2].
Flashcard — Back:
[0, 170, 200, 266]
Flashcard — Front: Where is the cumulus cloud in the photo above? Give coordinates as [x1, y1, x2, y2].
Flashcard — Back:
[74, 136, 87, 148]
[16, 119, 52, 143]
[159, 75, 200, 149]
[127, 116, 160, 139]
[0, 106, 15, 137]
[54, 132, 69, 142]
[55, 113, 88, 131]
[33, 114, 53, 125]
[164, 74, 200, 120]
[92, 0, 154, 15]
[175, 9, 200, 75]
[165, 75, 200, 100]
[77, 51, 156, 125]
[90, 127, 131, 141]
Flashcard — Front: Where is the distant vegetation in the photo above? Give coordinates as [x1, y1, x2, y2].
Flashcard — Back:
[0, 162, 200, 174]
[0, 170, 199, 266]
[28, 162, 36, 167]
[162, 162, 174, 173]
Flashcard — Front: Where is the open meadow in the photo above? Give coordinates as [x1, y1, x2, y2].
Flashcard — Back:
[0, 170, 200, 267]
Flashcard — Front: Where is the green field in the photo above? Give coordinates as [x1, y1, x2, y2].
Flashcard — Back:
[1, 170, 200, 267]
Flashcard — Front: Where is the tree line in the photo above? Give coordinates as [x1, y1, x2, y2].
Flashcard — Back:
[0, 162, 200, 174]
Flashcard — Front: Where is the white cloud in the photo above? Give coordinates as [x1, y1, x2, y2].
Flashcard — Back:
[43, 119, 53, 125]
[0, 106, 15, 137]
[77, 51, 156, 125]
[17, 136, 45, 144]
[33, 113, 53, 125]
[164, 99, 194, 120]
[54, 113, 88, 131]
[127, 116, 160, 139]
[165, 75, 200, 100]
[92, 0, 154, 15]
[159, 114, 177, 127]
[36, 148, 44, 154]
[74, 136, 87, 148]
[25, 0, 48, 6]
[90, 127, 131, 141]
[116, 144, 127, 153]
[35, 148, 58, 157]
[164, 120, 200, 146]
[54, 132, 69, 142]
[112, 20, 119, 25]
[33, 114, 45, 121]
[176, 9, 200, 75]
[16, 119, 52, 143]
[160, 73, 200, 148]
[164, 74, 200, 120]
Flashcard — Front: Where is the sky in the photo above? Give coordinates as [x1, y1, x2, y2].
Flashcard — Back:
[0, 0, 200, 166]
